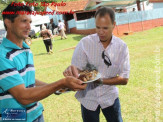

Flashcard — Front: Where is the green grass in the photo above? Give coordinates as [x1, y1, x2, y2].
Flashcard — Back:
[30, 27, 163, 122]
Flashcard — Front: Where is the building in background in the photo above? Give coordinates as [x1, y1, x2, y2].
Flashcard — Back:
[149, 0, 163, 9]
[46, 0, 96, 32]
[45, 0, 163, 35]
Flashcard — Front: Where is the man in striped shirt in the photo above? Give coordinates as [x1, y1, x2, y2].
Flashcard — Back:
[0, 3, 86, 122]
[63, 7, 130, 122]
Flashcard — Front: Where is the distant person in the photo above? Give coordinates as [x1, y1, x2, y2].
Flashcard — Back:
[133, 8, 136, 12]
[40, 25, 53, 54]
[58, 20, 67, 40]
[48, 19, 55, 34]
[119, 9, 123, 13]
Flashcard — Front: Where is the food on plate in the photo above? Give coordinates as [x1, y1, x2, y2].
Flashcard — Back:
[78, 70, 98, 82]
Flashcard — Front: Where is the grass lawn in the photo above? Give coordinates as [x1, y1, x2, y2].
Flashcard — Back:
[30, 27, 163, 122]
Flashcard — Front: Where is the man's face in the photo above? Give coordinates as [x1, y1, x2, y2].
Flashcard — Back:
[95, 14, 115, 42]
[7, 14, 32, 40]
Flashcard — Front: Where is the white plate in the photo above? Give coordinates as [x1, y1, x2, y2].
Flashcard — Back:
[82, 73, 101, 84]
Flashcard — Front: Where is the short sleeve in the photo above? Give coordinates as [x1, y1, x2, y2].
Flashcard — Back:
[0, 57, 24, 91]
[71, 40, 88, 70]
[119, 45, 130, 78]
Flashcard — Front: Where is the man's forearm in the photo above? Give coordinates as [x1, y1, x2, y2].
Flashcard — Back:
[22, 80, 64, 104]
[9, 79, 65, 105]
[102, 76, 128, 85]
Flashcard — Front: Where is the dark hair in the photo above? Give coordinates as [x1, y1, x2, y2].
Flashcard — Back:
[95, 7, 115, 24]
[59, 20, 61, 22]
[2, 2, 32, 30]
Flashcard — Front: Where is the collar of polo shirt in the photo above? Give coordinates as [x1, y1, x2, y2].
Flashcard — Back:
[2, 38, 30, 50]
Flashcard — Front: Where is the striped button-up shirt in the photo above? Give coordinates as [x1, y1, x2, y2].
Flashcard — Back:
[71, 34, 130, 111]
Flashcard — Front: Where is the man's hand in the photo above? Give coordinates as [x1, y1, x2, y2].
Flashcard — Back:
[63, 65, 87, 90]
[63, 65, 80, 78]
[63, 76, 87, 91]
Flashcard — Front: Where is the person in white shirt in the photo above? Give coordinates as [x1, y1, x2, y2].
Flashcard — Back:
[63, 7, 130, 122]
[58, 20, 67, 40]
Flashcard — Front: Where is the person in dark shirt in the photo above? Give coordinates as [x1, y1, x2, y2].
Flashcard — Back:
[48, 19, 55, 34]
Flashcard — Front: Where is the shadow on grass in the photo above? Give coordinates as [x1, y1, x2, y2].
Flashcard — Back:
[34, 53, 47, 56]
[72, 35, 85, 41]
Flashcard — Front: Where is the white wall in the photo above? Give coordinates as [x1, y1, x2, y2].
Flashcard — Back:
[0, 20, 5, 30]
[142, 1, 153, 10]
[153, 3, 163, 9]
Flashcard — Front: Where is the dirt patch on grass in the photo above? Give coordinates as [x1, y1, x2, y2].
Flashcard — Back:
[59, 46, 76, 52]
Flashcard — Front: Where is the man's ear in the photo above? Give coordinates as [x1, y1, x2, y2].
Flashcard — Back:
[4, 19, 12, 29]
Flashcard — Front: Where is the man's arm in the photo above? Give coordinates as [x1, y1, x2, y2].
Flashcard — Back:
[8, 77, 86, 105]
[9, 79, 64, 105]
[100, 76, 128, 85]
[0, 57, 87, 106]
